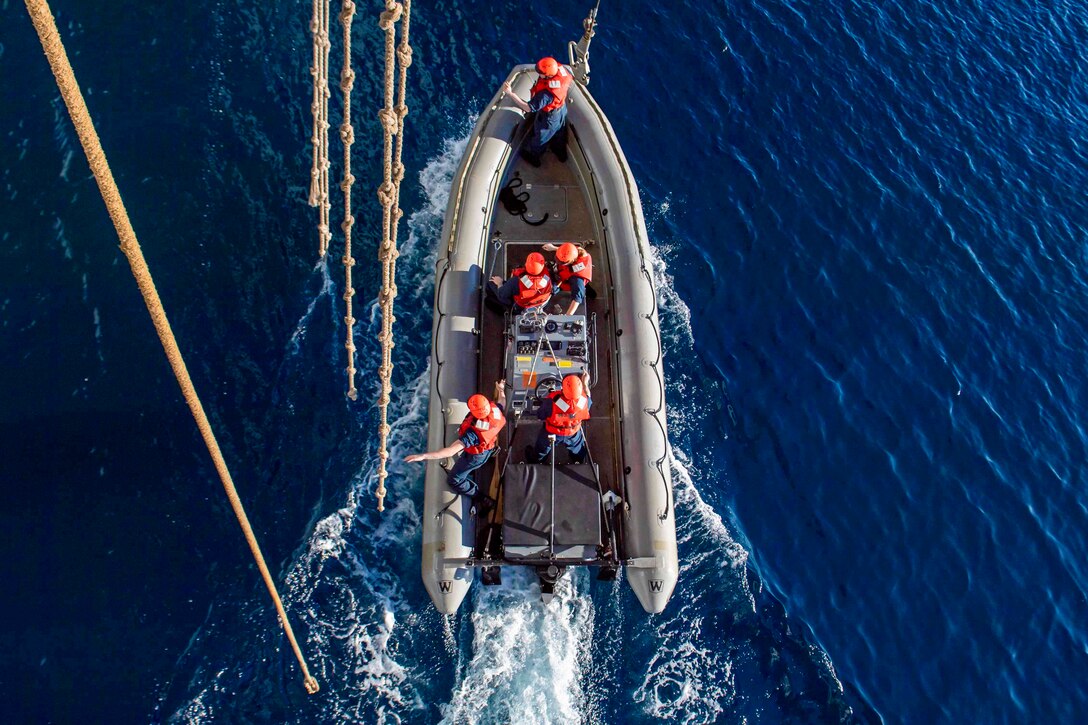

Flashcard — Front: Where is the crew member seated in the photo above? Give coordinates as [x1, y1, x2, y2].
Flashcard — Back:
[543, 241, 592, 315]
[404, 380, 507, 514]
[487, 251, 554, 311]
[533, 372, 591, 463]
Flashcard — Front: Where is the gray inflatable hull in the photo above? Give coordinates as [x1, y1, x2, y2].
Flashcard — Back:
[421, 66, 678, 614]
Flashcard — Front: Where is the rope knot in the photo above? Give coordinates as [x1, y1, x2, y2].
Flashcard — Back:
[397, 46, 413, 68]
[378, 107, 397, 134]
[379, 2, 402, 29]
[339, 1, 356, 24]
[340, 122, 354, 145]
[377, 181, 395, 208]
[340, 172, 355, 191]
[340, 67, 355, 93]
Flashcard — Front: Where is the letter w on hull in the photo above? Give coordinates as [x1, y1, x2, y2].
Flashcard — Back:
[649, 580, 663, 593]
[439, 580, 452, 593]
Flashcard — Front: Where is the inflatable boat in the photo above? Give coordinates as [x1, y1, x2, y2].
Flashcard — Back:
[419, 16, 678, 614]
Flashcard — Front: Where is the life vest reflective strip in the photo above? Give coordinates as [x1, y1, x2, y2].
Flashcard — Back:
[530, 66, 572, 112]
[557, 251, 593, 290]
[457, 406, 506, 454]
[544, 390, 589, 436]
[511, 266, 553, 308]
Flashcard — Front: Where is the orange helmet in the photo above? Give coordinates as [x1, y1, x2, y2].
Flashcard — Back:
[536, 57, 559, 77]
[525, 252, 546, 275]
[467, 394, 491, 418]
[562, 374, 584, 400]
[557, 242, 578, 263]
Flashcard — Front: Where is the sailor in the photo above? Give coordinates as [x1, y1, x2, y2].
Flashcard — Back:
[501, 56, 573, 167]
[404, 380, 507, 513]
[543, 241, 592, 315]
[487, 251, 554, 311]
[533, 372, 592, 463]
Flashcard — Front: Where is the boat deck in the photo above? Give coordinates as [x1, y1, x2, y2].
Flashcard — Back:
[473, 125, 625, 563]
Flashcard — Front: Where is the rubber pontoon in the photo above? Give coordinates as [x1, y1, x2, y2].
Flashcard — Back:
[420, 52, 677, 614]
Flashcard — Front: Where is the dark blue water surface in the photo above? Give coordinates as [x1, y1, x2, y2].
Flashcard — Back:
[4, 0, 1088, 722]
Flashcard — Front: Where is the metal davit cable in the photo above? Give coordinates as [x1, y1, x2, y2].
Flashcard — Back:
[23, 0, 319, 695]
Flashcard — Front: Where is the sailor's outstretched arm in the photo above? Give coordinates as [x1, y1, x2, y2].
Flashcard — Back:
[494, 379, 507, 407]
[404, 440, 465, 463]
[501, 81, 531, 113]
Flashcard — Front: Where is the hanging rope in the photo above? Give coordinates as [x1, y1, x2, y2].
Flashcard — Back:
[338, 0, 360, 400]
[373, 0, 412, 513]
[308, 0, 332, 257]
[23, 0, 320, 695]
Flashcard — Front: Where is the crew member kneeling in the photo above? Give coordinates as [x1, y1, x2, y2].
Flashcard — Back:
[534, 372, 591, 463]
[487, 251, 554, 311]
[404, 380, 507, 513]
[544, 241, 592, 315]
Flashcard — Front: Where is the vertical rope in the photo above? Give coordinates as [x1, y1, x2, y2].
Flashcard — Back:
[23, 0, 319, 694]
[320, 0, 332, 258]
[309, 0, 332, 257]
[338, 0, 359, 400]
[373, 0, 409, 512]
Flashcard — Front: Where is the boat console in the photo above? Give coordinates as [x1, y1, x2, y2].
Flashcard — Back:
[504, 310, 593, 414]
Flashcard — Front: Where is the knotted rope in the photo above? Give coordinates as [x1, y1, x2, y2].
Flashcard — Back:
[308, 0, 332, 257]
[23, 0, 319, 695]
[338, 0, 359, 400]
[373, 0, 412, 513]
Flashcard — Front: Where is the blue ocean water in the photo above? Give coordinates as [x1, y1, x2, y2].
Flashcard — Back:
[3, 0, 1087, 722]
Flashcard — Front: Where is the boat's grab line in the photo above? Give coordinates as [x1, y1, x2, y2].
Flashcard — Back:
[23, 0, 320, 695]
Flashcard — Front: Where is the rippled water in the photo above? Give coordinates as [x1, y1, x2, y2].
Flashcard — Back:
[4, 0, 1088, 722]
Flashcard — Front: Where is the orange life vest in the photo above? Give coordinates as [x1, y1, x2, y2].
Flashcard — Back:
[530, 66, 573, 112]
[511, 266, 553, 309]
[457, 405, 506, 455]
[557, 251, 593, 290]
[544, 390, 589, 436]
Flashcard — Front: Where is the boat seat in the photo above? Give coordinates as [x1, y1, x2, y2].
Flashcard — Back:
[502, 463, 601, 560]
